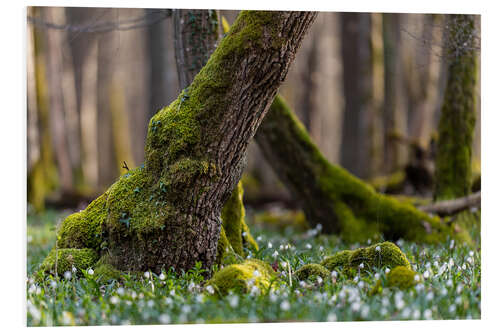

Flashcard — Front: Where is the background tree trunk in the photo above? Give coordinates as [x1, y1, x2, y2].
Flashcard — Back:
[339, 13, 375, 179]
[434, 15, 478, 200]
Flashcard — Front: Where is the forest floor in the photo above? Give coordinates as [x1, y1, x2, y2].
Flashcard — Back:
[26, 207, 481, 326]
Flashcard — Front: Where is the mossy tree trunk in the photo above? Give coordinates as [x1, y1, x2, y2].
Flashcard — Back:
[434, 15, 478, 201]
[50, 11, 317, 275]
[255, 95, 458, 243]
[173, 9, 258, 262]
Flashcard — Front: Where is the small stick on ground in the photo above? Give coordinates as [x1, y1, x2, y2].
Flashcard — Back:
[419, 191, 481, 216]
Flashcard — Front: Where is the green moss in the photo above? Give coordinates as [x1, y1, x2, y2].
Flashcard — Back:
[93, 255, 123, 282]
[216, 227, 240, 266]
[368, 171, 406, 193]
[387, 266, 417, 289]
[56, 192, 109, 249]
[253, 210, 309, 232]
[38, 248, 98, 277]
[206, 259, 276, 296]
[434, 15, 477, 200]
[294, 264, 330, 281]
[320, 242, 410, 274]
[221, 182, 258, 257]
[320, 250, 352, 271]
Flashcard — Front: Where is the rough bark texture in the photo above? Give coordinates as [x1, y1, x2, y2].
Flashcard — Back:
[434, 15, 478, 201]
[255, 95, 460, 243]
[173, 9, 219, 89]
[45, 11, 317, 275]
[174, 10, 258, 264]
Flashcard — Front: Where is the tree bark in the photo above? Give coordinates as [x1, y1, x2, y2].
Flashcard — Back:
[339, 13, 375, 179]
[51, 11, 317, 274]
[173, 9, 220, 89]
[255, 95, 459, 243]
[434, 15, 478, 201]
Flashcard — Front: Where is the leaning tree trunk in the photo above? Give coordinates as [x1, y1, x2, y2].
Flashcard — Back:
[255, 95, 464, 243]
[173, 9, 258, 262]
[43, 11, 317, 276]
[434, 15, 478, 201]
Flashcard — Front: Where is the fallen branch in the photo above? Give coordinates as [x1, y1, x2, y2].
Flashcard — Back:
[419, 191, 481, 216]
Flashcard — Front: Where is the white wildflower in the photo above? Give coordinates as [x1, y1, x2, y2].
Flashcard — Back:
[359, 263, 364, 269]
[206, 285, 215, 294]
[159, 273, 166, 280]
[72, 266, 77, 274]
[327, 312, 337, 321]
[64, 271, 72, 280]
[375, 246, 381, 252]
[229, 295, 239, 308]
[110, 296, 119, 305]
[272, 251, 279, 258]
[449, 304, 456, 313]
[256, 236, 262, 242]
[331, 271, 338, 279]
[87, 268, 94, 276]
[306, 243, 312, 250]
[412, 309, 421, 320]
[423, 270, 430, 279]
[117, 287, 125, 296]
[144, 271, 150, 279]
[280, 300, 291, 311]
[351, 302, 361, 312]
[423, 309, 432, 320]
[361, 305, 370, 317]
[250, 285, 260, 296]
[159, 314, 171, 324]
[253, 270, 261, 278]
[317, 276, 323, 285]
[414, 274, 420, 282]
[385, 268, 391, 274]
[268, 242, 273, 249]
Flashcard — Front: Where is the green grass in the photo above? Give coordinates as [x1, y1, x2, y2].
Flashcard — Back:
[26, 208, 481, 326]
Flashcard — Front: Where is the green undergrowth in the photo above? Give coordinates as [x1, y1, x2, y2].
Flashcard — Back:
[28, 208, 481, 325]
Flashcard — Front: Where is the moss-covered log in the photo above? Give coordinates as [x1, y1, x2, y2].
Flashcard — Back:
[434, 15, 478, 200]
[255, 96, 462, 242]
[40, 11, 317, 275]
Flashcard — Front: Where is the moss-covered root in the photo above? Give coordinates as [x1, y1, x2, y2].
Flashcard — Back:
[294, 264, 330, 281]
[37, 248, 99, 278]
[434, 15, 477, 201]
[221, 181, 258, 256]
[206, 259, 276, 296]
[320, 242, 410, 273]
[255, 95, 463, 243]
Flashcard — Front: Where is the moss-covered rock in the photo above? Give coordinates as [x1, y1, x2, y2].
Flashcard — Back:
[294, 264, 330, 281]
[206, 259, 276, 296]
[387, 265, 417, 289]
[38, 248, 99, 277]
[320, 242, 410, 273]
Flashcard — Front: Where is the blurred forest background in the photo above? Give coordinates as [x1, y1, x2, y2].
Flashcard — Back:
[26, 7, 481, 213]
